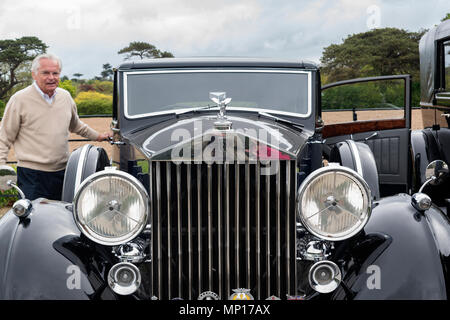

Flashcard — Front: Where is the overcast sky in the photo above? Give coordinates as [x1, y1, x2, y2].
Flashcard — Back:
[0, 0, 449, 79]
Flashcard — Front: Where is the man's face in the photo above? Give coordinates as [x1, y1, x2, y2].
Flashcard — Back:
[32, 58, 61, 96]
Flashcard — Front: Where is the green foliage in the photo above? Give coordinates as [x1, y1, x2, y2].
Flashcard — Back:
[0, 189, 18, 208]
[441, 13, 450, 22]
[91, 80, 113, 94]
[322, 80, 405, 110]
[0, 36, 47, 100]
[79, 80, 113, 94]
[320, 27, 425, 107]
[0, 99, 5, 117]
[75, 91, 112, 115]
[59, 80, 76, 98]
[118, 41, 174, 60]
[100, 63, 113, 80]
[321, 28, 424, 84]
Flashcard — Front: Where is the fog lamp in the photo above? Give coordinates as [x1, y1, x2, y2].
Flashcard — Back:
[108, 262, 141, 295]
[308, 260, 342, 293]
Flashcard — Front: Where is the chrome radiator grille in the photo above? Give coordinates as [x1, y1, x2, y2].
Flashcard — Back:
[148, 160, 297, 300]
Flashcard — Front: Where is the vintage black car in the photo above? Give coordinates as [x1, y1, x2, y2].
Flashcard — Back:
[1, 37, 450, 299]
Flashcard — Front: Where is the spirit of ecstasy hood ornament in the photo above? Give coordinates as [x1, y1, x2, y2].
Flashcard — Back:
[209, 91, 232, 130]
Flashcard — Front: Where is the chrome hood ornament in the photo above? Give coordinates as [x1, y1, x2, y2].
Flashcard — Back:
[209, 91, 232, 130]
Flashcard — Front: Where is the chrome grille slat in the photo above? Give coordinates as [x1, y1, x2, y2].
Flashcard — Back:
[245, 162, 251, 290]
[235, 163, 240, 289]
[166, 164, 172, 299]
[177, 164, 182, 297]
[266, 170, 271, 297]
[218, 164, 223, 298]
[207, 164, 213, 290]
[256, 161, 261, 300]
[197, 164, 202, 293]
[225, 163, 230, 298]
[276, 161, 281, 297]
[150, 160, 297, 300]
[187, 163, 192, 300]
[149, 161, 154, 298]
[156, 162, 162, 298]
[286, 163, 291, 295]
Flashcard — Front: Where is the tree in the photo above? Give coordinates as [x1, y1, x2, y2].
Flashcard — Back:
[72, 73, 83, 82]
[118, 41, 174, 60]
[441, 13, 450, 22]
[0, 36, 47, 100]
[320, 28, 425, 84]
[100, 63, 113, 80]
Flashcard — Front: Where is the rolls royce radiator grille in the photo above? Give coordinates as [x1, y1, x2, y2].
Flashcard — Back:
[148, 160, 297, 300]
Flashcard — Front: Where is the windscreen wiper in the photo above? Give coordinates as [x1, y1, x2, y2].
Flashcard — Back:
[175, 105, 216, 117]
[129, 105, 216, 134]
[258, 111, 304, 131]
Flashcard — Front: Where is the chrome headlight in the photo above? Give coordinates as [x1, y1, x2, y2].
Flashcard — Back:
[297, 166, 371, 241]
[73, 168, 149, 246]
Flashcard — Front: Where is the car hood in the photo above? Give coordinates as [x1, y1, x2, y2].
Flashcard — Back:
[122, 113, 313, 161]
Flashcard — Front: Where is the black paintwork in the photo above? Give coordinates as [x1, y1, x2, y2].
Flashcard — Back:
[2, 58, 450, 300]
[2, 194, 450, 299]
[123, 113, 311, 161]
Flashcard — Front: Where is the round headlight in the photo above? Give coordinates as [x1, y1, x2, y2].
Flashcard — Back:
[73, 168, 149, 246]
[297, 166, 371, 241]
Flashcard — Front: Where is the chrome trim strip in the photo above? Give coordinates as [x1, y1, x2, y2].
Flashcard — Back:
[123, 69, 312, 119]
[348, 140, 363, 176]
[74, 144, 90, 193]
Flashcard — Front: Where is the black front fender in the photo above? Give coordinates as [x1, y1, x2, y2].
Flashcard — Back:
[0, 199, 118, 300]
[332, 194, 450, 299]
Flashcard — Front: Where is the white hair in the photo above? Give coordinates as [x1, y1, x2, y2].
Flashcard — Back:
[31, 53, 62, 73]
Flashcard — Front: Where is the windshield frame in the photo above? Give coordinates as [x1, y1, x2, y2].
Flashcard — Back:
[122, 69, 312, 119]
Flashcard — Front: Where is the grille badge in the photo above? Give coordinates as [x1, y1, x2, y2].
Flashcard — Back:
[229, 288, 254, 300]
[198, 291, 220, 300]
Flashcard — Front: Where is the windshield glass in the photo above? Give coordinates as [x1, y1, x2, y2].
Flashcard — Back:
[124, 70, 310, 118]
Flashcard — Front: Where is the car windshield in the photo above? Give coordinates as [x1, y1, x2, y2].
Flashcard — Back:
[124, 70, 310, 118]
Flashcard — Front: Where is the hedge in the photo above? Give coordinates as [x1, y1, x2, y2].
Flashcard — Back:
[74, 91, 112, 115]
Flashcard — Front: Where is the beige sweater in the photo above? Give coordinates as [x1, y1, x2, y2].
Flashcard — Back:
[0, 85, 99, 171]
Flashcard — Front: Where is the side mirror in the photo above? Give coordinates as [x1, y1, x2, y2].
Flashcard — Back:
[0, 165, 25, 199]
[425, 160, 449, 184]
[0, 165, 17, 191]
[418, 160, 449, 193]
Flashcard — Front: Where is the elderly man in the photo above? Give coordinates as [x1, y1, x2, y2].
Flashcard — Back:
[0, 53, 110, 200]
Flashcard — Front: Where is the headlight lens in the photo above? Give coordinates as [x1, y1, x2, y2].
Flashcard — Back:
[297, 166, 371, 241]
[73, 169, 149, 245]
